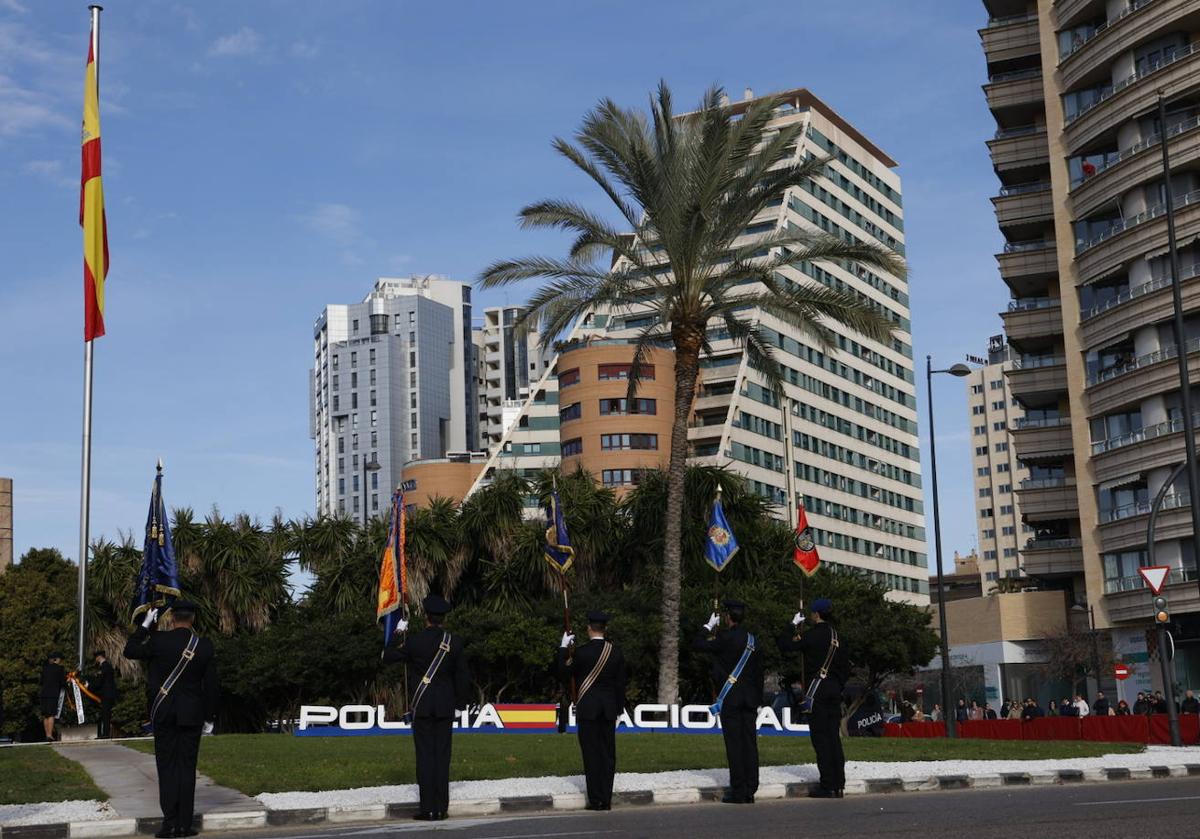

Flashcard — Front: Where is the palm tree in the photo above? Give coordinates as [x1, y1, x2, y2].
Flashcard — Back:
[480, 83, 903, 701]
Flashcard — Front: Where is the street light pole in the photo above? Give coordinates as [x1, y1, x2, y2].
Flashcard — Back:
[926, 356, 972, 738]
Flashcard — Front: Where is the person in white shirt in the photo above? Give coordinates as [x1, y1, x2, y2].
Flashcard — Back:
[1074, 694, 1090, 717]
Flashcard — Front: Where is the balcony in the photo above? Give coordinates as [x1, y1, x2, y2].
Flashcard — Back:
[1064, 41, 1200, 154]
[1060, 0, 1191, 92]
[988, 126, 1050, 175]
[980, 14, 1040, 65]
[1086, 338, 1200, 416]
[1097, 492, 1190, 553]
[997, 240, 1058, 296]
[983, 69, 1045, 113]
[1075, 190, 1200, 287]
[1104, 567, 1200, 622]
[1010, 415, 1074, 461]
[1021, 537, 1084, 577]
[993, 182, 1053, 232]
[1017, 477, 1079, 520]
[1072, 115, 1200, 219]
[1001, 297, 1063, 349]
[1054, 0, 1105, 29]
[1080, 263, 1200, 350]
[1091, 413, 1200, 485]
[1006, 354, 1068, 403]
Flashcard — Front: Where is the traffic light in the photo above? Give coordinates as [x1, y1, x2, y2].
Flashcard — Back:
[1154, 595, 1170, 625]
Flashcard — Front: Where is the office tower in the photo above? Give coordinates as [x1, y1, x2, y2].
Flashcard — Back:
[981, 0, 1199, 691]
[310, 276, 475, 518]
[476, 307, 555, 453]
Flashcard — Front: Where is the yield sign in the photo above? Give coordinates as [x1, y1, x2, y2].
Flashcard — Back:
[1138, 565, 1171, 595]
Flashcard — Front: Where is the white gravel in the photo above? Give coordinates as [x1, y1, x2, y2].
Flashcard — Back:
[255, 745, 1200, 811]
[0, 800, 117, 827]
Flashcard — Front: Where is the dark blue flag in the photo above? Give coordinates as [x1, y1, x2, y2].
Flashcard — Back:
[132, 465, 180, 625]
[704, 494, 740, 572]
[543, 489, 575, 573]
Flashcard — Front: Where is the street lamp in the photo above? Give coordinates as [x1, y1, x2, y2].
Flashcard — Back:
[362, 457, 382, 528]
[927, 357, 972, 737]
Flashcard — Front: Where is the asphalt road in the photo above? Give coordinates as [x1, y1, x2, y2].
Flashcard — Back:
[232, 777, 1200, 839]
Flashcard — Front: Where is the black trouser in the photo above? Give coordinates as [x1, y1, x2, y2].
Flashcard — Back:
[577, 716, 617, 806]
[808, 697, 845, 791]
[98, 697, 114, 739]
[153, 717, 203, 832]
[412, 716, 453, 815]
[719, 707, 759, 801]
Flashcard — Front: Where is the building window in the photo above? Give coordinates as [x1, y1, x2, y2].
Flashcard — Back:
[972, 405, 985, 415]
[601, 468, 643, 486]
[371, 410, 378, 427]
[410, 412, 417, 426]
[998, 483, 1011, 494]
[350, 352, 358, 368]
[990, 380, 1003, 390]
[995, 442, 1008, 452]
[975, 446, 987, 456]
[409, 351, 416, 367]
[974, 425, 986, 435]
[338, 478, 345, 494]
[352, 475, 360, 491]
[372, 493, 379, 511]
[332, 374, 339, 390]
[598, 363, 654, 381]
[370, 369, 376, 386]
[992, 421, 1006, 431]
[352, 318, 359, 334]
[560, 402, 582, 422]
[977, 467, 990, 477]
[559, 368, 580, 387]
[601, 433, 658, 450]
[971, 384, 983, 394]
[333, 396, 340, 411]
[370, 349, 376, 364]
[371, 431, 378, 447]
[332, 355, 339, 370]
[337, 458, 344, 474]
[409, 311, 416, 325]
[561, 438, 583, 457]
[999, 504, 1013, 515]
[352, 433, 358, 450]
[991, 401, 1005, 411]
[410, 393, 417, 408]
[371, 473, 378, 490]
[410, 372, 417, 387]
[979, 487, 992, 498]
[411, 432, 418, 447]
[996, 463, 1010, 473]
[337, 438, 344, 454]
[353, 496, 360, 513]
[351, 393, 358, 409]
[600, 398, 656, 415]
[980, 508, 993, 518]
[370, 390, 377, 407]
[1001, 525, 1015, 536]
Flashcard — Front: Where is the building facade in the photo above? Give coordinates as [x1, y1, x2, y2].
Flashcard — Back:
[980, 0, 1200, 695]
[475, 307, 554, 453]
[310, 276, 476, 519]
[0, 477, 11, 571]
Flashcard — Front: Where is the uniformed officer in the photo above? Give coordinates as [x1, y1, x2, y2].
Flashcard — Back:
[92, 650, 118, 739]
[38, 652, 67, 742]
[558, 609, 627, 811]
[778, 597, 850, 798]
[384, 594, 471, 822]
[692, 598, 763, 804]
[123, 600, 219, 838]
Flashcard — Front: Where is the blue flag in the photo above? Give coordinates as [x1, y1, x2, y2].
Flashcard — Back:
[132, 467, 180, 625]
[704, 494, 739, 572]
[543, 489, 575, 573]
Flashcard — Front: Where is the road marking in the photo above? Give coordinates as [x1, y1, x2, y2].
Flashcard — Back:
[1075, 795, 1200, 807]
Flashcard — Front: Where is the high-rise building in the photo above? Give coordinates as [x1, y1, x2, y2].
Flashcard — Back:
[475, 307, 554, 452]
[0, 477, 12, 571]
[981, 1, 1200, 694]
[472, 89, 926, 602]
[966, 337, 1033, 592]
[310, 276, 476, 518]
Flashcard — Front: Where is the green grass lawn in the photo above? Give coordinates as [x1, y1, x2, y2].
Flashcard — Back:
[125, 734, 1144, 796]
[0, 746, 106, 806]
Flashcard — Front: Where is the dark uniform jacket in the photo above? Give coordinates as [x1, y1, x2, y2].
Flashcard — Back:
[123, 627, 218, 726]
[97, 661, 118, 701]
[383, 626, 470, 719]
[557, 638, 627, 721]
[777, 622, 850, 702]
[692, 625, 763, 710]
[39, 662, 67, 703]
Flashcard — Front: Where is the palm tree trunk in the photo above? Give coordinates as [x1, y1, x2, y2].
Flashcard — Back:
[656, 331, 703, 703]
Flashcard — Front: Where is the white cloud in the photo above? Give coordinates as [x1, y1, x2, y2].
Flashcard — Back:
[0, 0, 28, 14]
[209, 27, 261, 57]
[23, 158, 73, 187]
[289, 40, 320, 59]
[301, 202, 361, 246]
[0, 73, 71, 137]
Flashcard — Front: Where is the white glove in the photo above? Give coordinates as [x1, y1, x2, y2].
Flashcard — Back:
[202, 721, 214, 735]
[704, 612, 720, 632]
[141, 608, 159, 629]
[792, 611, 806, 626]
[561, 632, 575, 648]
[394, 618, 409, 634]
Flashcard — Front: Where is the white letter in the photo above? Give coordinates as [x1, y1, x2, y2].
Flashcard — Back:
[298, 705, 336, 731]
[680, 704, 716, 730]
[633, 703, 668, 729]
[339, 704, 375, 730]
[473, 703, 502, 729]
[756, 707, 782, 731]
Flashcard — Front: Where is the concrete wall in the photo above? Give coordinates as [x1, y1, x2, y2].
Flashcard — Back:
[404, 460, 484, 507]
[945, 589, 1068, 646]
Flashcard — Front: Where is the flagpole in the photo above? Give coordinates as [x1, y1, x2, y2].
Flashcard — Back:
[76, 4, 103, 673]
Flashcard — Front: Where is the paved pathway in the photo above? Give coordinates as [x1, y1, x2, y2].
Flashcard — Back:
[53, 741, 264, 818]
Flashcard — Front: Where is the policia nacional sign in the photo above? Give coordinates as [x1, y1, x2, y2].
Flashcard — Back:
[297, 703, 812, 737]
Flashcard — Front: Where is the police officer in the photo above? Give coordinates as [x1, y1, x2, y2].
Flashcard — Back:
[693, 598, 763, 804]
[384, 594, 470, 822]
[38, 653, 67, 742]
[123, 600, 218, 838]
[558, 609, 626, 811]
[778, 597, 849, 798]
[92, 650, 118, 739]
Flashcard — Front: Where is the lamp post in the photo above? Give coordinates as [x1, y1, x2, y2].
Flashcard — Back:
[927, 356, 972, 737]
[362, 458, 381, 528]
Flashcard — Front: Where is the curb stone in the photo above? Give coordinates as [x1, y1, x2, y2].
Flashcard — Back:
[3, 763, 1196, 838]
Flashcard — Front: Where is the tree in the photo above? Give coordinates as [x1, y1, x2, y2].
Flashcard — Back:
[1036, 626, 1115, 697]
[481, 83, 902, 701]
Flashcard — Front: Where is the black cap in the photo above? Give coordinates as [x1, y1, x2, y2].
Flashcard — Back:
[49, 652, 64, 661]
[173, 600, 198, 614]
[586, 609, 610, 624]
[722, 598, 746, 610]
[423, 594, 452, 615]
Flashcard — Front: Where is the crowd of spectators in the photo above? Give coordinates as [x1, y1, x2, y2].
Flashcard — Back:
[897, 688, 1199, 723]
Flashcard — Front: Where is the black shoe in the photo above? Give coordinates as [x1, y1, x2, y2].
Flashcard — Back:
[808, 787, 839, 799]
[436, 812, 448, 821]
[412, 812, 437, 821]
[585, 802, 604, 811]
[154, 830, 174, 838]
[720, 794, 745, 804]
[744, 795, 755, 804]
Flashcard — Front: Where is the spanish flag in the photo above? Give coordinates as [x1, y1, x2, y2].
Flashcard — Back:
[81, 18, 108, 341]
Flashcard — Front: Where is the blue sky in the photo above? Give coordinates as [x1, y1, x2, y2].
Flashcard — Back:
[0, 0, 1004, 572]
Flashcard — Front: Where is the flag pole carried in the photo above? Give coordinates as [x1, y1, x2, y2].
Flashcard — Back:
[704, 483, 739, 615]
[543, 476, 575, 732]
[77, 4, 109, 670]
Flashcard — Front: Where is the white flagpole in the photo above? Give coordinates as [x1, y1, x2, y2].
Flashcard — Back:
[76, 4, 102, 673]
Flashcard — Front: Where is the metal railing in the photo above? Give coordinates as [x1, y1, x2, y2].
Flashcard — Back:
[1019, 477, 1070, 490]
[1003, 239, 1055, 254]
[998, 181, 1052, 197]
[1024, 537, 1082, 550]
[1013, 415, 1068, 429]
[987, 12, 1038, 28]
[993, 124, 1044, 141]
[1059, 0, 1159, 62]
[988, 68, 1043, 84]
[1012, 354, 1066, 370]
[1082, 263, 1200, 320]
[1100, 491, 1190, 524]
[1007, 297, 1058, 311]
[1105, 565, 1198, 594]
[1066, 41, 1200, 126]
[1077, 187, 1200, 253]
[1071, 114, 1200, 187]
[1091, 412, 1200, 454]
[1088, 337, 1200, 385]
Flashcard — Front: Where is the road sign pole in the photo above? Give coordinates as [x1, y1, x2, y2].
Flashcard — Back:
[1156, 622, 1182, 747]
